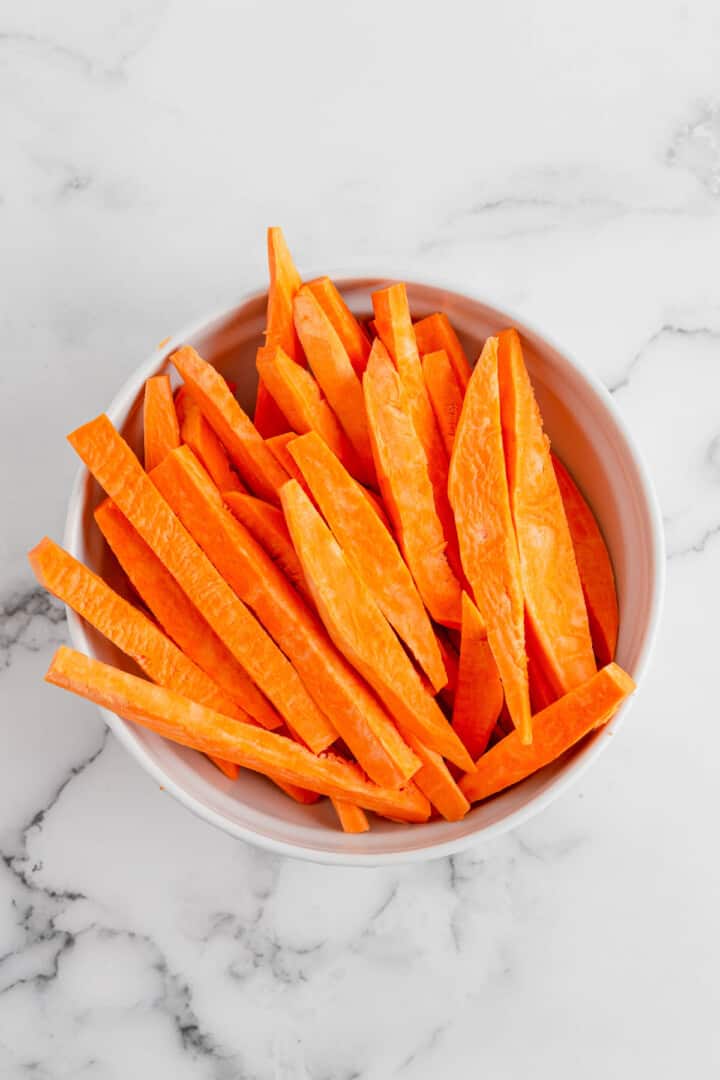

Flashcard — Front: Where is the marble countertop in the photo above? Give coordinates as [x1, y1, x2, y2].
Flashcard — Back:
[2, 2, 720, 1076]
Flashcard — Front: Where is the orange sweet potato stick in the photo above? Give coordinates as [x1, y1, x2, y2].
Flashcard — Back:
[413, 312, 471, 391]
[281, 479, 475, 773]
[28, 537, 244, 779]
[363, 341, 462, 629]
[332, 800, 370, 833]
[305, 276, 371, 376]
[180, 396, 246, 494]
[459, 663, 635, 802]
[288, 431, 447, 692]
[293, 286, 376, 484]
[452, 593, 504, 761]
[222, 491, 311, 604]
[448, 336, 532, 745]
[371, 285, 461, 577]
[404, 735, 470, 821]
[265, 432, 305, 483]
[257, 346, 373, 485]
[254, 226, 304, 437]
[94, 498, 281, 731]
[422, 349, 464, 456]
[143, 375, 181, 471]
[497, 329, 596, 696]
[46, 647, 431, 823]
[152, 446, 419, 789]
[172, 346, 288, 505]
[434, 630, 459, 709]
[67, 415, 335, 754]
[552, 453, 619, 665]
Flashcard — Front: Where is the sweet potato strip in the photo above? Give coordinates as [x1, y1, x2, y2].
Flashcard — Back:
[288, 431, 447, 692]
[222, 491, 311, 604]
[413, 312, 471, 391]
[172, 346, 288, 505]
[363, 341, 462, 628]
[371, 285, 460, 576]
[67, 415, 334, 754]
[180, 397, 245, 494]
[28, 537, 244, 778]
[552, 454, 619, 665]
[257, 346, 372, 485]
[332, 800, 370, 833]
[293, 286, 376, 483]
[254, 226, 303, 436]
[143, 375, 181, 471]
[94, 498, 281, 730]
[422, 349, 463, 456]
[46, 648, 431, 823]
[404, 735, 470, 821]
[435, 631, 459, 708]
[448, 336, 532, 744]
[452, 593, 504, 760]
[460, 663, 635, 802]
[305, 276, 371, 375]
[152, 446, 418, 789]
[281, 480, 475, 773]
[498, 329, 596, 697]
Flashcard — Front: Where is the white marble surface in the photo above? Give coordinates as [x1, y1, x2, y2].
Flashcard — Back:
[2, 1, 720, 1075]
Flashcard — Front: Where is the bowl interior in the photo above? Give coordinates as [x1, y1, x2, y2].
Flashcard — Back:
[65, 279, 663, 862]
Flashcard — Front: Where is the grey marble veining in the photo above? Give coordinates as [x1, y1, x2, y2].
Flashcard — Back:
[2, 1, 720, 1076]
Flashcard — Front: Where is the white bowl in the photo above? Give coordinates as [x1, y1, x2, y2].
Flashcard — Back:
[63, 277, 665, 865]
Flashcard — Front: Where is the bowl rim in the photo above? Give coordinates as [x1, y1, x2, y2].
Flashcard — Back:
[63, 270, 666, 866]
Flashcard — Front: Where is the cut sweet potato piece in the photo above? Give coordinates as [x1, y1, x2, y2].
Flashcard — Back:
[552, 453, 619, 665]
[460, 663, 635, 801]
[281, 480, 475, 773]
[305, 276, 371, 375]
[94, 498, 281, 731]
[254, 226, 303, 436]
[152, 446, 419, 789]
[222, 491, 311, 604]
[363, 341, 462, 628]
[404, 735, 470, 821]
[371, 285, 461, 578]
[413, 312, 471, 391]
[498, 328, 596, 697]
[143, 375, 181, 471]
[46, 648, 431, 823]
[265, 432, 304, 483]
[172, 345, 288, 505]
[448, 336, 532, 744]
[288, 431, 446, 692]
[180, 396, 245, 494]
[332, 800, 370, 833]
[293, 286, 376, 484]
[257, 346, 372, 485]
[422, 349, 463, 456]
[452, 593, 504, 761]
[434, 630, 459, 709]
[67, 415, 334, 754]
[28, 536, 245, 778]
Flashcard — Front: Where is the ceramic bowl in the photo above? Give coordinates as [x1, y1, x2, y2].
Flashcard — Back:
[64, 276, 665, 865]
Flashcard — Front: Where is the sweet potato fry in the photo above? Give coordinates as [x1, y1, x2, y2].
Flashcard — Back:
[254, 226, 303, 436]
[404, 735, 470, 821]
[448, 336, 532, 744]
[422, 349, 463, 456]
[452, 593, 504, 760]
[143, 375, 181, 471]
[222, 491, 311, 604]
[552, 453, 619, 665]
[498, 329, 595, 697]
[180, 396, 245, 494]
[46, 648, 431, 823]
[332, 800, 370, 833]
[363, 341, 462, 628]
[460, 663, 635, 802]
